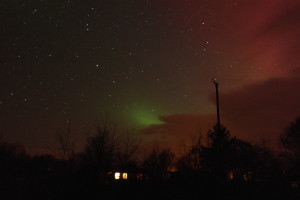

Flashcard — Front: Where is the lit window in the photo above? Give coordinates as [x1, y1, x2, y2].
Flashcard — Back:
[243, 172, 252, 181]
[228, 170, 234, 180]
[114, 172, 121, 180]
[122, 173, 128, 180]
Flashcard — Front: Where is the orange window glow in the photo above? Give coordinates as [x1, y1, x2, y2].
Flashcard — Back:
[122, 173, 128, 179]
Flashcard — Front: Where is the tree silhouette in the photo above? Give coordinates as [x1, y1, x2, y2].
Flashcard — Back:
[252, 143, 284, 184]
[200, 124, 269, 183]
[280, 117, 300, 156]
[0, 138, 30, 188]
[56, 121, 75, 160]
[83, 123, 117, 171]
[176, 134, 204, 171]
[142, 148, 174, 183]
[280, 116, 300, 182]
[116, 129, 141, 171]
[201, 124, 235, 180]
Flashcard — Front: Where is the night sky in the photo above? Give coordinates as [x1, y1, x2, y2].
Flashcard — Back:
[1, 0, 300, 155]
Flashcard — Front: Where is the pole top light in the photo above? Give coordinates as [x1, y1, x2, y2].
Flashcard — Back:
[212, 78, 218, 85]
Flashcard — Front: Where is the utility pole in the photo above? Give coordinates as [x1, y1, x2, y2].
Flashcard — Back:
[212, 78, 221, 130]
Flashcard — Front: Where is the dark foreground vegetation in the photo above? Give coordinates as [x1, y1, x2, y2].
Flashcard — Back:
[1, 117, 300, 200]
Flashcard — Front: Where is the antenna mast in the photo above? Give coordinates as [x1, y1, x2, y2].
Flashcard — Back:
[212, 78, 221, 130]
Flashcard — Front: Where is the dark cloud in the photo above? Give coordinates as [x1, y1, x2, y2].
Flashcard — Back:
[140, 72, 300, 151]
[139, 114, 215, 153]
[219, 72, 300, 149]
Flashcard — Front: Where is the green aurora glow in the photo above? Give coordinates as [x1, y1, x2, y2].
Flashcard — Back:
[127, 104, 165, 127]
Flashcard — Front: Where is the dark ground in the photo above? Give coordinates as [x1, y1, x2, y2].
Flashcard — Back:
[2, 177, 300, 200]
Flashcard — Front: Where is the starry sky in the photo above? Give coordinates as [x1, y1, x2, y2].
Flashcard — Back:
[1, 0, 300, 155]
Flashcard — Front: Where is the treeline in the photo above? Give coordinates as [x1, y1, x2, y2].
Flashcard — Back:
[1, 117, 300, 199]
